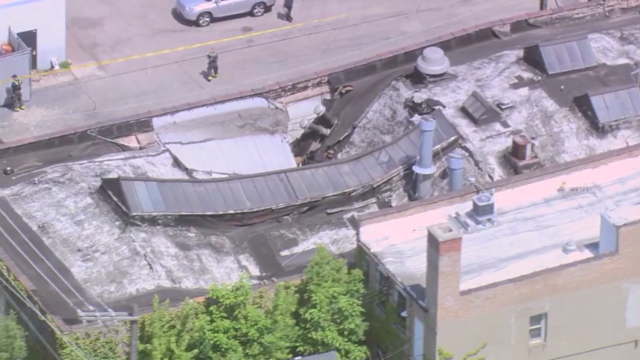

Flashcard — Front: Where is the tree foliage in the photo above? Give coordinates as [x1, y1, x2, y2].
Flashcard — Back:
[57, 328, 123, 360]
[134, 245, 366, 360]
[295, 246, 368, 360]
[0, 311, 28, 360]
[437, 343, 487, 360]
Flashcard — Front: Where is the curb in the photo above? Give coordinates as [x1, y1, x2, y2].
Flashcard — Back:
[0, 1, 610, 154]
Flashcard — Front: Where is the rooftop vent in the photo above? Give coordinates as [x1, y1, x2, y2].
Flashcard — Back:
[523, 36, 598, 75]
[461, 91, 502, 126]
[471, 193, 495, 220]
[446, 151, 464, 192]
[511, 134, 534, 161]
[416, 47, 450, 76]
[562, 241, 578, 254]
[574, 84, 640, 131]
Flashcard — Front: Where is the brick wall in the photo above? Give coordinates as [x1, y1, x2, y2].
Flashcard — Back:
[426, 220, 640, 359]
[429, 221, 640, 320]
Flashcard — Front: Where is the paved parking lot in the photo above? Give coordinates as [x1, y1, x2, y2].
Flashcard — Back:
[0, 0, 542, 143]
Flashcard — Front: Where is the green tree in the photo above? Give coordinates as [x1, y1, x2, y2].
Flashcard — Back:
[263, 282, 299, 360]
[437, 343, 487, 360]
[295, 246, 369, 360]
[139, 297, 205, 360]
[0, 311, 28, 360]
[198, 275, 270, 360]
[58, 329, 122, 360]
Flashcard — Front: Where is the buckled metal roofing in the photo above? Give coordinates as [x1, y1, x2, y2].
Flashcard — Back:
[101, 110, 459, 216]
[523, 36, 598, 75]
[165, 134, 297, 176]
[575, 85, 640, 125]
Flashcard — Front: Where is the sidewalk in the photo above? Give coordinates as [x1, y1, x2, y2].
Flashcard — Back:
[0, 0, 544, 144]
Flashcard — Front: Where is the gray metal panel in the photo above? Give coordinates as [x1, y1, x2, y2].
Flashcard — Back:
[132, 181, 156, 213]
[552, 44, 571, 73]
[590, 87, 640, 124]
[262, 173, 296, 203]
[322, 165, 349, 192]
[144, 181, 167, 212]
[180, 182, 205, 213]
[163, 134, 296, 175]
[120, 181, 142, 214]
[156, 181, 182, 213]
[374, 148, 400, 173]
[615, 90, 635, 118]
[227, 181, 251, 210]
[539, 38, 597, 75]
[192, 182, 219, 212]
[384, 143, 410, 165]
[215, 181, 243, 211]
[627, 88, 640, 112]
[237, 178, 262, 208]
[563, 40, 582, 70]
[539, 46, 559, 74]
[602, 93, 623, 123]
[296, 170, 326, 198]
[273, 173, 298, 202]
[576, 38, 598, 67]
[250, 176, 277, 206]
[286, 171, 311, 199]
[348, 159, 374, 184]
[396, 135, 418, 156]
[307, 168, 338, 195]
[360, 154, 386, 179]
[334, 163, 361, 188]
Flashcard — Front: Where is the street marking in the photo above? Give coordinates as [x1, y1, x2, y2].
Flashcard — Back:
[2, 14, 347, 83]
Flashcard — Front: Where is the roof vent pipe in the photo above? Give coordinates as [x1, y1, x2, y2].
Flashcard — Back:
[446, 151, 464, 192]
[413, 117, 437, 199]
[416, 47, 451, 77]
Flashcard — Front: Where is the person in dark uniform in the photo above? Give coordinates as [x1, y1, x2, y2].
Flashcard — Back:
[206, 48, 219, 81]
[10, 74, 25, 112]
[283, 0, 293, 22]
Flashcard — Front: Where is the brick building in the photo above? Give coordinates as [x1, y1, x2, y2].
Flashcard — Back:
[356, 145, 640, 360]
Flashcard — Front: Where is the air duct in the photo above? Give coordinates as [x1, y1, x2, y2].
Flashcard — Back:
[413, 117, 437, 199]
[446, 151, 464, 192]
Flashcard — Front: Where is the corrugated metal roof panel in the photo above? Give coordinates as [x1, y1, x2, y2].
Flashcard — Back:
[583, 86, 640, 124]
[101, 111, 461, 216]
[537, 37, 598, 75]
[165, 134, 296, 176]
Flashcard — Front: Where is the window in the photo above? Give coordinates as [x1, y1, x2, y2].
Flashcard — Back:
[395, 290, 407, 331]
[529, 313, 547, 343]
[374, 268, 389, 312]
[361, 256, 370, 288]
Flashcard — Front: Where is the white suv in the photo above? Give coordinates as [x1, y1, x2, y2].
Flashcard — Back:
[175, 0, 277, 27]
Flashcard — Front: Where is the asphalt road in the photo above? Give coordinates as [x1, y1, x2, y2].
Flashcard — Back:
[0, 0, 545, 143]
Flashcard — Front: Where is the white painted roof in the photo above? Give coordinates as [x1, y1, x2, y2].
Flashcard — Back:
[360, 152, 640, 292]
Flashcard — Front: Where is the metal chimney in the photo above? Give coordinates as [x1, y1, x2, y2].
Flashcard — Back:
[413, 117, 437, 199]
[446, 150, 464, 192]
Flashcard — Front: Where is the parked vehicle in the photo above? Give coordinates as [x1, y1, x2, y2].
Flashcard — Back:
[175, 0, 276, 27]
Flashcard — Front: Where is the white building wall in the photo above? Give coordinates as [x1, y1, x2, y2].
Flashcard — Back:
[0, 0, 66, 70]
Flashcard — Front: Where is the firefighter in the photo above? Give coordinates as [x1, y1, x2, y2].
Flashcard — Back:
[283, 0, 294, 22]
[206, 48, 219, 81]
[10, 74, 25, 112]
